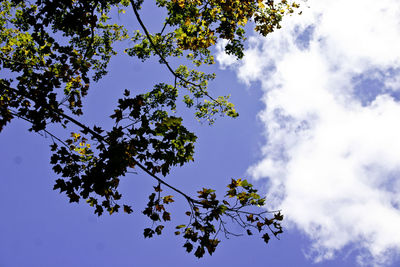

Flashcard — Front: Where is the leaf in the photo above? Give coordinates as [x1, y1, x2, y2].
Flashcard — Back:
[150, 213, 160, 221]
[274, 228, 283, 236]
[176, 224, 186, 229]
[183, 242, 193, 253]
[155, 225, 164, 235]
[143, 228, 155, 238]
[53, 179, 66, 191]
[154, 184, 162, 192]
[274, 211, 284, 221]
[194, 245, 205, 258]
[197, 188, 214, 199]
[222, 200, 230, 206]
[155, 204, 164, 212]
[108, 207, 115, 215]
[218, 204, 228, 214]
[226, 188, 237, 198]
[264, 218, 274, 226]
[262, 233, 270, 244]
[162, 211, 171, 221]
[205, 239, 220, 255]
[86, 198, 97, 207]
[123, 205, 133, 214]
[256, 221, 264, 232]
[95, 205, 103, 216]
[50, 143, 58, 151]
[68, 192, 80, 203]
[163, 195, 174, 204]
[93, 125, 104, 134]
[246, 214, 255, 222]
[241, 179, 250, 187]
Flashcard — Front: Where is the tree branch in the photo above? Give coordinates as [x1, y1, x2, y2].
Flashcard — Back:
[3, 84, 200, 205]
[129, 1, 217, 102]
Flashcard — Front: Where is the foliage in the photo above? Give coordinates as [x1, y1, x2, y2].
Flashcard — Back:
[0, 0, 299, 257]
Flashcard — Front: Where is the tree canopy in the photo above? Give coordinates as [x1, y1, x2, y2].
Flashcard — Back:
[0, 0, 299, 258]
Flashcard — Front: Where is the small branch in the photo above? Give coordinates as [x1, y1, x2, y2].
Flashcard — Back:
[0, 55, 45, 70]
[83, 3, 98, 60]
[160, 21, 168, 35]
[8, 110, 69, 148]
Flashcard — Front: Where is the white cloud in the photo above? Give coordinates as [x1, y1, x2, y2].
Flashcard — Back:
[217, 0, 400, 266]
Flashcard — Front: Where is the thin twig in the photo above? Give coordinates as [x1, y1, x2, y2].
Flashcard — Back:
[8, 110, 69, 148]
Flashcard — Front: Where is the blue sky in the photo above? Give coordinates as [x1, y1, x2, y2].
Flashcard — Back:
[1, 1, 400, 266]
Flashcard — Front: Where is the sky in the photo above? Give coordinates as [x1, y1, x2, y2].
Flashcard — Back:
[217, 0, 400, 266]
[1, 1, 400, 267]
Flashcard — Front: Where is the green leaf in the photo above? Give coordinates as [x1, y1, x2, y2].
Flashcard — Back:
[176, 224, 186, 229]
[163, 195, 174, 204]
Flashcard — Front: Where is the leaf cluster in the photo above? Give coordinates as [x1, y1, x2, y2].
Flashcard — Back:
[0, 0, 300, 258]
[142, 179, 284, 258]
